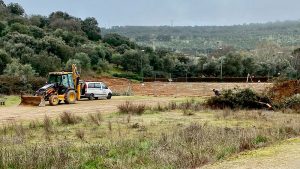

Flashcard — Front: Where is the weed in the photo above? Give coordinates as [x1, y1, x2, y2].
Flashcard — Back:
[108, 121, 112, 131]
[29, 120, 40, 129]
[127, 114, 131, 123]
[252, 135, 268, 146]
[75, 129, 85, 141]
[118, 101, 146, 115]
[89, 111, 103, 126]
[43, 115, 53, 134]
[60, 111, 81, 125]
[14, 122, 26, 138]
[183, 109, 195, 116]
[152, 103, 168, 112]
[168, 101, 178, 110]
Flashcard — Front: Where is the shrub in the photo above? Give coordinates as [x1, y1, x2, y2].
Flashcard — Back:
[75, 129, 85, 141]
[60, 111, 81, 125]
[43, 115, 53, 134]
[118, 101, 146, 115]
[168, 101, 178, 110]
[89, 111, 103, 126]
[206, 88, 271, 109]
[282, 94, 300, 110]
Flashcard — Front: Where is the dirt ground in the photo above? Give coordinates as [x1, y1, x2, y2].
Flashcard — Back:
[0, 96, 179, 123]
[0, 82, 271, 123]
[94, 76, 271, 97]
[203, 138, 300, 169]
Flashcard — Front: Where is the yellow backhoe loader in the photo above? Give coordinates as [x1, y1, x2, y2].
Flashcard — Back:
[20, 64, 81, 106]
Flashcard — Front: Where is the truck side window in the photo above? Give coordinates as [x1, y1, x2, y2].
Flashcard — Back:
[88, 83, 95, 88]
[95, 83, 101, 88]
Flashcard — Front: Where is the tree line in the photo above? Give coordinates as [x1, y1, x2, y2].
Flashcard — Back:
[0, 1, 299, 85]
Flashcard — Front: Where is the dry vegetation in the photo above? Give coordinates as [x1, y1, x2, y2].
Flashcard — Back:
[0, 99, 300, 168]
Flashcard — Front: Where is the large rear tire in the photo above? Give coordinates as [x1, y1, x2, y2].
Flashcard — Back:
[65, 90, 76, 104]
[49, 95, 59, 106]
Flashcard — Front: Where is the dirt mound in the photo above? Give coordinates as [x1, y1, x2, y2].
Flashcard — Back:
[269, 80, 300, 103]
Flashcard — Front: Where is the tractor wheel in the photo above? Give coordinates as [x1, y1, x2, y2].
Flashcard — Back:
[49, 95, 59, 106]
[65, 90, 76, 104]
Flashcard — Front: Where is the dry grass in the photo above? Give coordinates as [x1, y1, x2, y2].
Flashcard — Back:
[89, 111, 103, 126]
[75, 129, 85, 141]
[60, 111, 82, 125]
[118, 101, 146, 115]
[43, 115, 53, 134]
[0, 104, 300, 168]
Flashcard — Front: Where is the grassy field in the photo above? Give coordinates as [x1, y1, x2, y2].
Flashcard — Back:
[0, 98, 300, 168]
[1, 95, 20, 107]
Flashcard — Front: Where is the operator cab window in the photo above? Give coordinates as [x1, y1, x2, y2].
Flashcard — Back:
[62, 75, 69, 88]
[48, 75, 62, 84]
[67, 74, 74, 88]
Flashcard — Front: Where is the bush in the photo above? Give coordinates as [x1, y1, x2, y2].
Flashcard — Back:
[206, 88, 271, 109]
[60, 111, 81, 125]
[282, 94, 300, 110]
[0, 75, 46, 94]
[118, 101, 146, 115]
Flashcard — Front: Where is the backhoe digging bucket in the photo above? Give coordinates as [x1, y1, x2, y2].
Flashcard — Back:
[20, 96, 45, 107]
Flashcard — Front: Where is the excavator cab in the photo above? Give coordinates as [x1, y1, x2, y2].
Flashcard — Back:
[20, 64, 81, 106]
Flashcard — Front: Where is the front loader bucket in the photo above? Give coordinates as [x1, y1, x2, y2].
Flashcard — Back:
[20, 96, 45, 107]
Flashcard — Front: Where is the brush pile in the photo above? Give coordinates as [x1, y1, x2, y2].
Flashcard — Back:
[207, 80, 300, 110]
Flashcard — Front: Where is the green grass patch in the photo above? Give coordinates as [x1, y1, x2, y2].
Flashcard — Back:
[3, 95, 20, 107]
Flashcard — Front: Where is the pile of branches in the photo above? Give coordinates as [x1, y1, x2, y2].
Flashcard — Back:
[206, 88, 271, 109]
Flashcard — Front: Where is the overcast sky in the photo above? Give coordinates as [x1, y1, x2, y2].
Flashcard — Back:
[3, 0, 300, 27]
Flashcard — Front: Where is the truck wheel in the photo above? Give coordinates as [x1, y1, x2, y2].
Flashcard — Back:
[65, 90, 76, 104]
[88, 94, 94, 100]
[107, 93, 112, 100]
[49, 95, 59, 106]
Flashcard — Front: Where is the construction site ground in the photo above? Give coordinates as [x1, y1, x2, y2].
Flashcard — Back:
[95, 76, 271, 96]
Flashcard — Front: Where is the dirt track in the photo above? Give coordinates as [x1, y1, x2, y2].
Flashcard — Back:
[203, 138, 300, 169]
[0, 96, 176, 123]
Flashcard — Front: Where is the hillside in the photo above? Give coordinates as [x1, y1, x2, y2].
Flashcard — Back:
[103, 21, 300, 54]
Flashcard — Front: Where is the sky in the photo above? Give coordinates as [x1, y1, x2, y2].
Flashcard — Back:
[3, 0, 300, 27]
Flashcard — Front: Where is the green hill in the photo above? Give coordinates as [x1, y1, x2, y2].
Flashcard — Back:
[103, 21, 300, 54]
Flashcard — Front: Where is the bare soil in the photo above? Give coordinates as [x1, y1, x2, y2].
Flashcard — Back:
[0, 96, 176, 123]
[91, 76, 271, 97]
